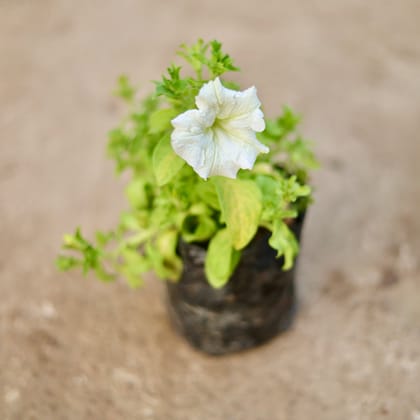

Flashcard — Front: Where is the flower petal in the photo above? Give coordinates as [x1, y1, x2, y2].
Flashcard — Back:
[171, 110, 216, 179]
[171, 109, 214, 131]
[225, 108, 265, 132]
[171, 77, 269, 180]
[195, 78, 216, 110]
[206, 128, 265, 178]
[220, 86, 261, 119]
[223, 126, 269, 154]
[196, 78, 265, 131]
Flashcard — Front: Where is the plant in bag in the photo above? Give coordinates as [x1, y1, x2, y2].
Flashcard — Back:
[57, 40, 318, 354]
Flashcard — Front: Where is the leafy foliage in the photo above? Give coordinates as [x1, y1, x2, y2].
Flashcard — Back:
[213, 177, 262, 250]
[57, 39, 318, 288]
[205, 229, 241, 288]
[257, 107, 319, 183]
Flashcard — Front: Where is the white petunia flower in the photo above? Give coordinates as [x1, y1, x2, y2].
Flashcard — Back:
[170, 77, 269, 179]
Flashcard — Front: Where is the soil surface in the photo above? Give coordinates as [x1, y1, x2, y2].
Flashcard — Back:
[1, 1, 420, 419]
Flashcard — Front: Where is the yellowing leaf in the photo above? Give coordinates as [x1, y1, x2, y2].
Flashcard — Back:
[149, 108, 178, 134]
[152, 135, 185, 186]
[268, 220, 299, 270]
[213, 177, 262, 250]
[204, 228, 240, 288]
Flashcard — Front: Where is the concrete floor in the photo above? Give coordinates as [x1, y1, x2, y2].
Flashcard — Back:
[1, 0, 419, 419]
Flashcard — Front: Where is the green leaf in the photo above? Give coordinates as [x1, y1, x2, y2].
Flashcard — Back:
[180, 202, 217, 242]
[119, 212, 142, 230]
[205, 228, 240, 288]
[156, 230, 179, 259]
[255, 174, 280, 222]
[181, 214, 217, 243]
[125, 178, 152, 209]
[152, 135, 185, 186]
[63, 228, 85, 250]
[208, 40, 240, 77]
[58, 228, 117, 280]
[120, 248, 150, 287]
[280, 175, 311, 203]
[113, 75, 135, 102]
[268, 220, 299, 270]
[284, 137, 320, 172]
[213, 177, 262, 250]
[177, 39, 208, 77]
[146, 231, 182, 281]
[149, 108, 178, 134]
[155, 65, 188, 100]
[55, 255, 80, 271]
[277, 107, 301, 133]
[195, 180, 220, 210]
[95, 231, 114, 247]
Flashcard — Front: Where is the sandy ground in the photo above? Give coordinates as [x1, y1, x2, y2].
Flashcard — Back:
[1, 0, 420, 419]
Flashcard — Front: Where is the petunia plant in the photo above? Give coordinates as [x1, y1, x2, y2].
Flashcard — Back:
[56, 39, 318, 289]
